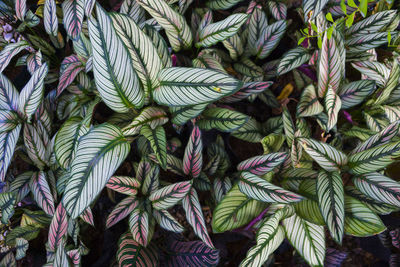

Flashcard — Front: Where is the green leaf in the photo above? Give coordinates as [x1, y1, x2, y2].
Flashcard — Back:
[293, 199, 325, 225]
[359, 0, 368, 17]
[232, 118, 264, 143]
[136, 0, 192, 51]
[212, 184, 267, 232]
[88, 4, 144, 112]
[317, 171, 344, 244]
[153, 67, 242, 107]
[5, 225, 40, 246]
[283, 214, 325, 267]
[282, 106, 295, 147]
[197, 107, 249, 132]
[348, 141, 400, 174]
[170, 104, 208, 126]
[239, 171, 303, 203]
[140, 125, 167, 170]
[63, 123, 130, 219]
[299, 138, 348, 172]
[346, 12, 355, 28]
[375, 59, 400, 105]
[344, 196, 386, 237]
[196, 13, 248, 48]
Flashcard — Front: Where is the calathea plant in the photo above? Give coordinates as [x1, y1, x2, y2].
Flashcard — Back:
[0, 0, 399, 266]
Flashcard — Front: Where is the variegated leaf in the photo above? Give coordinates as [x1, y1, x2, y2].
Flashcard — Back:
[221, 82, 273, 103]
[353, 172, 400, 208]
[239, 171, 303, 203]
[0, 41, 30, 73]
[62, 0, 84, 40]
[136, 0, 192, 51]
[140, 124, 167, 169]
[198, 107, 248, 132]
[212, 184, 267, 232]
[54, 116, 89, 169]
[253, 20, 287, 59]
[44, 0, 58, 36]
[122, 107, 168, 136]
[277, 47, 311, 75]
[299, 138, 348, 172]
[206, 0, 243, 10]
[153, 209, 184, 233]
[183, 125, 202, 179]
[317, 171, 344, 244]
[348, 141, 400, 174]
[110, 13, 163, 96]
[344, 196, 386, 237]
[142, 25, 172, 68]
[88, 4, 144, 112]
[213, 176, 232, 203]
[338, 80, 376, 109]
[149, 181, 192, 210]
[375, 59, 400, 105]
[237, 152, 287, 175]
[106, 196, 138, 228]
[239, 209, 286, 267]
[30, 171, 55, 216]
[129, 207, 149, 246]
[318, 31, 341, 97]
[183, 187, 214, 248]
[15, 238, 29, 260]
[48, 203, 68, 251]
[283, 213, 325, 266]
[154, 67, 242, 106]
[0, 192, 16, 224]
[346, 10, 397, 35]
[63, 123, 130, 219]
[268, 1, 287, 20]
[247, 5, 268, 54]
[142, 165, 159, 195]
[351, 61, 389, 87]
[57, 55, 84, 96]
[120, 0, 146, 24]
[325, 86, 341, 131]
[197, 14, 248, 48]
[107, 176, 140, 195]
[297, 84, 323, 117]
[18, 63, 48, 122]
[303, 0, 329, 20]
[117, 232, 158, 267]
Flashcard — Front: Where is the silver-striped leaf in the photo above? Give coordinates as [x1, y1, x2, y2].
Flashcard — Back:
[140, 124, 167, 169]
[197, 107, 249, 132]
[88, 4, 144, 112]
[277, 47, 311, 75]
[63, 123, 130, 219]
[324, 86, 341, 131]
[253, 20, 287, 59]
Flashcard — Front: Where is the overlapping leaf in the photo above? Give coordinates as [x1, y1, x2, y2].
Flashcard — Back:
[29, 171, 55, 216]
[106, 196, 138, 228]
[117, 232, 158, 267]
[183, 126, 203, 179]
[253, 20, 286, 59]
[62, 0, 84, 40]
[63, 123, 130, 219]
[140, 124, 167, 169]
[149, 181, 192, 210]
[48, 203, 68, 251]
[198, 107, 249, 132]
[237, 152, 287, 175]
[106, 176, 140, 195]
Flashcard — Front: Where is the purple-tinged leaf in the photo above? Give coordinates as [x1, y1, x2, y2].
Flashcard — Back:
[149, 181, 192, 210]
[183, 188, 214, 248]
[220, 82, 273, 103]
[325, 85, 342, 131]
[237, 152, 287, 175]
[136, 158, 152, 183]
[84, 0, 96, 16]
[390, 254, 400, 267]
[142, 165, 160, 195]
[106, 176, 140, 196]
[254, 20, 287, 59]
[166, 238, 219, 266]
[80, 206, 94, 226]
[57, 55, 85, 96]
[117, 232, 158, 267]
[390, 229, 400, 249]
[44, 0, 58, 36]
[62, 0, 84, 40]
[318, 31, 341, 97]
[67, 249, 81, 265]
[15, 0, 27, 20]
[0, 73, 19, 111]
[324, 248, 347, 267]
[129, 208, 149, 246]
[48, 202, 68, 251]
[26, 51, 43, 75]
[106, 196, 138, 228]
[268, 1, 287, 20]
[29, 171, 55, 216]
[183, 126, 203, 179]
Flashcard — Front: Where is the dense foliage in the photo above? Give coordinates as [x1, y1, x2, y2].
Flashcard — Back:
[0, 0, 399, 266]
